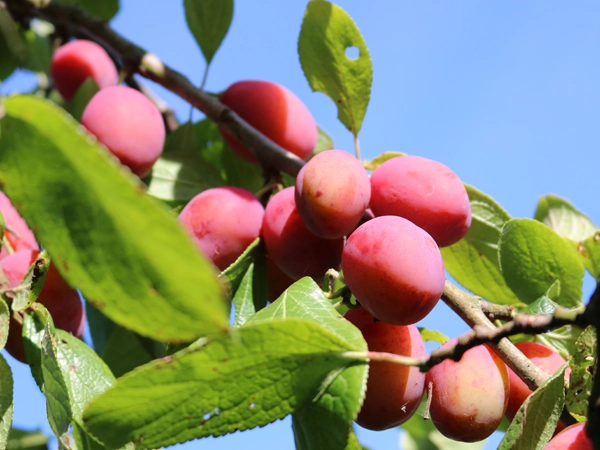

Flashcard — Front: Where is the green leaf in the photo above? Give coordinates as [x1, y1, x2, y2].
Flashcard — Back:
[184, 0, 234, 65]
[400, 397, 485, 450]
[520, 281, 560, 315]
[20, 23, 52, 76]
[83, 319, 365, 449]
[63, 78, 99, 122]
[0, 298, 9, 351]
[53, 329, 116, 423]
[578, 232, 600, 280]
[565, 325, 596, 421]
[0, 27, 18, 81]
[23, 307, 48, 389]
[0, 10, 28, 70]
[535, 195, 597, 242]
[418, 328, 449, 345]
[499, 219, 585, 307]
[193, 119, 264, 193]
[313, 126, 335, 155]
[221, 239, 268, 326]
[11, 250, 50, 313]
[101, 326, 153, 378]
[498, 364, 567, 450]
[441, 185, 519, 305]
[247, 278, 368, 450]
[362, 152, 405, 172]
[0, 354, 14, 449]
[40, 319, 72, 448]
[72, 422, 104, 450]
[298, 0, 372, 136]
[6, 428, 49, 450]
[78, 0, 120, 21]
[146, 121, 225, 204]
[0, 95, 229, 342]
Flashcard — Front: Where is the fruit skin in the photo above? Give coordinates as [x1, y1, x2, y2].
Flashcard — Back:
[425, 340, 509, 442]
[178, 187, 265, 272]
[345, 308, 425, 430]
[0, 192, 39, 261]
[51, 40, 118, 102]
[505, 341, 568, 422]
[544, 422, 591, 450]
[341, 216, 445, 326]
[81, 85, 166, 178]
[266, 255, 295, 303]
[295, 150, 371, 239]
[0, 249, 85, 364]
[219, 80, 317, 163]
[369, 155, 472, 247]
[262, 187, 343, 281]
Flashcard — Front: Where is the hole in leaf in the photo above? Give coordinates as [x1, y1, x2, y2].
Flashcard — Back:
[249, 403, 256, 409]
[345, 46, 360, 60]
[203, 413, 211, 420]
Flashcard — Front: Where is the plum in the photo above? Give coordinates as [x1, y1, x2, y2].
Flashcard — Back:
[1, 249, 85, 364]
[262, 187, 343, 281]
[219, 80, 317, 163]
[341, 216, 445, 325]
[178, 187, 264, 272]
[370, 155, 472, 247]
[81, 85, 166, 178]
[425, 341, 509, 442]
[0, 192, 39, 261]
[51, 39, 118, 102]
[345, 308, 425, 430]
[295, 150, 371, 239]
[544, 422, 591, 449]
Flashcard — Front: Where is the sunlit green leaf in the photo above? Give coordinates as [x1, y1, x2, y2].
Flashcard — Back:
[313, 126, 334, 155]
[499, 219, 584, 307]
[565, 326, 596, 421]
[442, 185, 519, 305]
[248, 278, 368, 450]
[299, 0, 372, 135]
[184, 0, 234, 65]
[578, 232, 600, 280]
[535, 195, 597, 242]
[0, 298, 9, 351]
[0, 354, 13, 449]
[83, 319, 365, 449]
[362, 152, 405, 172]
[11, 250, 50, 313]
[0, 95, 229, 342]
[498, 365, 567, 450]
[6, 428, 49, 450]
[418, 328, 449, 345]
[538, 326, 584, 361]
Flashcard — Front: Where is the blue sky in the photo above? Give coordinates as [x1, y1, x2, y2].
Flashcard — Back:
[2, 1, 599, 449]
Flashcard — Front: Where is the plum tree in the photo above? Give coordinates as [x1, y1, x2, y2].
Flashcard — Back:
[344, 307, 425, 430]
[178, 187, 265, 272]
[341, 215, 445, 325]
[295, 149, 371, 239]
[262, 187, 343, 281]
[369, 155, 472, 247]
[505, 341, 568, 423]
[425, 341, 509, 442]
[219, 80, 318, 163]
[0, 192, 39, 260]
[81, 85, 166, 178]
[544, 422, 591, 449]
[0, 249, 85, 364]
[50, 40, 119, 102]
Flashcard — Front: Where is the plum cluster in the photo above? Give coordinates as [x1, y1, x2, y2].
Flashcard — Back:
[0, 193, 85, 364]
[51, 39, 166, 178]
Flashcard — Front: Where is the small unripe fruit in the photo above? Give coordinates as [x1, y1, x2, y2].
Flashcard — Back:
[51, 40, 118, 102]
[544, 422, 591, 450]
[262, 187, 343, 281]
[345, 308, 425, 430]
[0, 192, 39, 261]
[341, 216, 445, 325]
[295, 150, 371, 239]
[178, 187, 264, 272]
[426, 341, 509, 442]
[370, 155, 472, 247]
[1, 249, 85, 364]
[81, 85, 166, 178]
[219, 80, 318, 163]
[506, 341, 568, 423]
